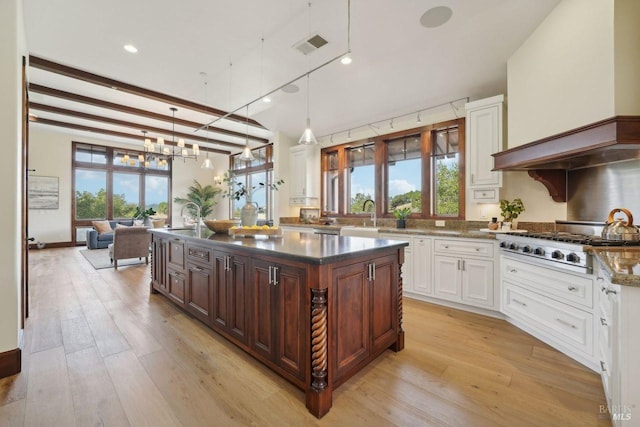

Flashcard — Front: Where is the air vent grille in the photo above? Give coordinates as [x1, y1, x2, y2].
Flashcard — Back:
[294, 34, 328, 55]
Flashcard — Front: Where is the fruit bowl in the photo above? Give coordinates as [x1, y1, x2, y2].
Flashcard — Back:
[203, 219, 241, 233]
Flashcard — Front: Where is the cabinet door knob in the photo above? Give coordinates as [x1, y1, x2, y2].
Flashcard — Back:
[600, 317, 608, 326]
[600, 360, 607, 372]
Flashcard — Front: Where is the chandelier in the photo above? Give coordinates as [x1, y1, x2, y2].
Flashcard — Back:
[142, 107, 200, 166]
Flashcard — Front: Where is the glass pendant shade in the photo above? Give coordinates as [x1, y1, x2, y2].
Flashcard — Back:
[239, 145, 255, 162]
[298, 118, 318, 145]
[201, 152, 214, 170]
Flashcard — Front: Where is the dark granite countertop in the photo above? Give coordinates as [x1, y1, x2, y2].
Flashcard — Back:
[591, 247, 640, 288]
[150, 228, 408, 265]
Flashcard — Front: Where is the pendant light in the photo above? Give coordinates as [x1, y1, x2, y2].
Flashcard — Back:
[239, 105, 255, 161]
[201, 78, 215, 170]
[299, 2, 318, 145]
[298, 73, 318, 145]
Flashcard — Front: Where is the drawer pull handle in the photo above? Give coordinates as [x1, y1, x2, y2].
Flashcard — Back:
[191, 266, 203, 272]
[596, 276, 604, 282]
[600, 360, 606, 372]
[513, 298, 527, 307]
[555, 318, 577, 329]
[475, 248, 480, 251]
[508, 268, 517, 273]
[444, 245, 449, 249]
[600, 317, 608, 326]
[605, 288, 617, 295]
[567, 286, 577, 291]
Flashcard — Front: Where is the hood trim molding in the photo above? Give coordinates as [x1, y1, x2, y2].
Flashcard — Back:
[493, 116, 640, 171]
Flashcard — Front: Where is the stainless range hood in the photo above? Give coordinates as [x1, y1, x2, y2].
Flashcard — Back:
[492, 116, 640, 202]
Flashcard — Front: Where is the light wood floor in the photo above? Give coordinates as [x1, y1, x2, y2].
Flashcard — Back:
[0, 247, 611, 427]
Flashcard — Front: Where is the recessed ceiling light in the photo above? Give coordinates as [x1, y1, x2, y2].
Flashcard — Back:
[420, 6, 453, 28]
[262, 96, 272, 103]
[341, 54, 352, 65]
[281, 84, 300, 94]
[124, 44, 138, 53]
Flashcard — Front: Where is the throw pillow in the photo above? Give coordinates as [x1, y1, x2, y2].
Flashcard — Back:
[92, 220, 113, 235]
[115, 223, 131, 229]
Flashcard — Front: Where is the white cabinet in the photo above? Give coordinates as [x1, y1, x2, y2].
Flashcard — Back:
[381, 233, 413, 292]
[595, 263, 640, 426]
[501, 255, 596, 370]
[465, 94, 504, 202]
[433, 238, 495, 309]
[412, 236, 432, 295]
[289, 145, 320, 206]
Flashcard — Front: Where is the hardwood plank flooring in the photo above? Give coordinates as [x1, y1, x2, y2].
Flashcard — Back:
[0, 247, 611, 426]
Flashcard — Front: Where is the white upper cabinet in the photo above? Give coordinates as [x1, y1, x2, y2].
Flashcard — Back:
[465, 95, 504, 201]
[289, 145, 320, 206]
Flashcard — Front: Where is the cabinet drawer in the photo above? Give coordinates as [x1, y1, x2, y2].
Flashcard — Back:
[502, 257, 593, 309]
[504, 283, 593, 356]
[187, 244, 212, 264]
[167, 268, 186, 305]
[471, 188, 498, 202]
[434, 239, 494, 258]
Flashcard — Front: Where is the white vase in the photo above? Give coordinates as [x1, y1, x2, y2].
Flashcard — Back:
[240, 199, 259, 227]
[501, 222, 512, 231]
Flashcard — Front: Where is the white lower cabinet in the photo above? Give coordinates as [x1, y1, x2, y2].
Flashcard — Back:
[500, 255, 596, 370]
[433, 238, 496, 309]
[412, 236, 432, 295]
[595, 262, 639, 426]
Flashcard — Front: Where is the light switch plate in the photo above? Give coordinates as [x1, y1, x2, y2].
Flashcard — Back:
[435, 220, 445, 227]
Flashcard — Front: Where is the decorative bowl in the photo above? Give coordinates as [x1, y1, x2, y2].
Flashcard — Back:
[204, 219, 241, 234]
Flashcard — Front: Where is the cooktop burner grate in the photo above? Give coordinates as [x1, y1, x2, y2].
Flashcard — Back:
[504, 232, 640, 246]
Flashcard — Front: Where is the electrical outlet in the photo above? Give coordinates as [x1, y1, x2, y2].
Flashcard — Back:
[435, 220, 445, 227]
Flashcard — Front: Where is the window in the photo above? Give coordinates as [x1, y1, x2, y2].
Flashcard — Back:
[346, 144, 375, 213]
[229, 145, 276, 222]
[386, 134, 422, 214]
[72, 142, 172, 244]
[431, 126, 460, 217]
[320, 118, 464, 219]
[321, 151, 339, 214]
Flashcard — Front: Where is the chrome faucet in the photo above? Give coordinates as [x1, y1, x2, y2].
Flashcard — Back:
[362, 199, 376, 227]
[181, 202, 201, 236]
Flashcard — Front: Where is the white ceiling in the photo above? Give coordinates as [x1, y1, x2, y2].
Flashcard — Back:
[23, 0, 560, 154]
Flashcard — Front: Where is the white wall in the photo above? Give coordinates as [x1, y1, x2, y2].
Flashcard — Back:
[171, 154, 228, 226]
[0, 0, 24, 353]
[28, 127, 229, 241]
[614, 0, 640, 115]
[507, 0, 615, 148]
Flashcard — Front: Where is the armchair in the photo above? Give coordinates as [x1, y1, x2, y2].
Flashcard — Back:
[108, 226, 151, 270]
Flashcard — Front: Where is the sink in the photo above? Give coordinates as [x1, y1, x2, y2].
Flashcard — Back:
[340, 226, 379, 237]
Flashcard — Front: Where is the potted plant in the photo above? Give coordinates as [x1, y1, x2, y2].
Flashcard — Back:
[499, 198, 525, 230]
[393, 207, 412, 229]
[174, 180, 222, 221]
[134, 206, 156, 226]
[221, 171, 284, 226]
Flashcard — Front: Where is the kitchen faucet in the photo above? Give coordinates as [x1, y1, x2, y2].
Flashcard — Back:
[181, 202, 201, 236]
[362, 199, 376, 227]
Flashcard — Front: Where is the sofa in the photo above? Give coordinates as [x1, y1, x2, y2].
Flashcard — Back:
[86, 220, 134, 249]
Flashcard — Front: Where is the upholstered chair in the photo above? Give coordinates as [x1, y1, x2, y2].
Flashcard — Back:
[108, 226, 151, 270]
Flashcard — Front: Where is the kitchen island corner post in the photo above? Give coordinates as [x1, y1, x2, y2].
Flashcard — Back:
[306, 285, 331, 418]
[391, 247, 405, 352]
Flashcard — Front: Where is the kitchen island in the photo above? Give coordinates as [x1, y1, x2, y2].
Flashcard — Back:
[148, 228, 408, 418]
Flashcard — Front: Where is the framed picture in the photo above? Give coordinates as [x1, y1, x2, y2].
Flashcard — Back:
[29, 176, 59, 209]
[300, 208, 320, 224]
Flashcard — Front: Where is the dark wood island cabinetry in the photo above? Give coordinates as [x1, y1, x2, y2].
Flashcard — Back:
[149, 229, 407, 418]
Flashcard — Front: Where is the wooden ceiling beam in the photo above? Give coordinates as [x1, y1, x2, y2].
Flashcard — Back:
[28, 83, 268, 143]
[29, 55, 265, 129]
[29, 102, 245, 149]
[29, 117, 232, 155]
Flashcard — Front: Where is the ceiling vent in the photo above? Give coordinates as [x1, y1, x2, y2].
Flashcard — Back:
[294, 34, 328, 55]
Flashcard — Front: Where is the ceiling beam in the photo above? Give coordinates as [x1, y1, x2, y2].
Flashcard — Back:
[29, 55, 265, 129]
[28, 83, 269, 144]
[29, 102, 246, 149]
[29, 117, 232, 155]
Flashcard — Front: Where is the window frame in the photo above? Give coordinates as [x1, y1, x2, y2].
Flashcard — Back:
[320, 118, 465, 220]
[228, 144, 276, 222]
[72, 141, 172, 245]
